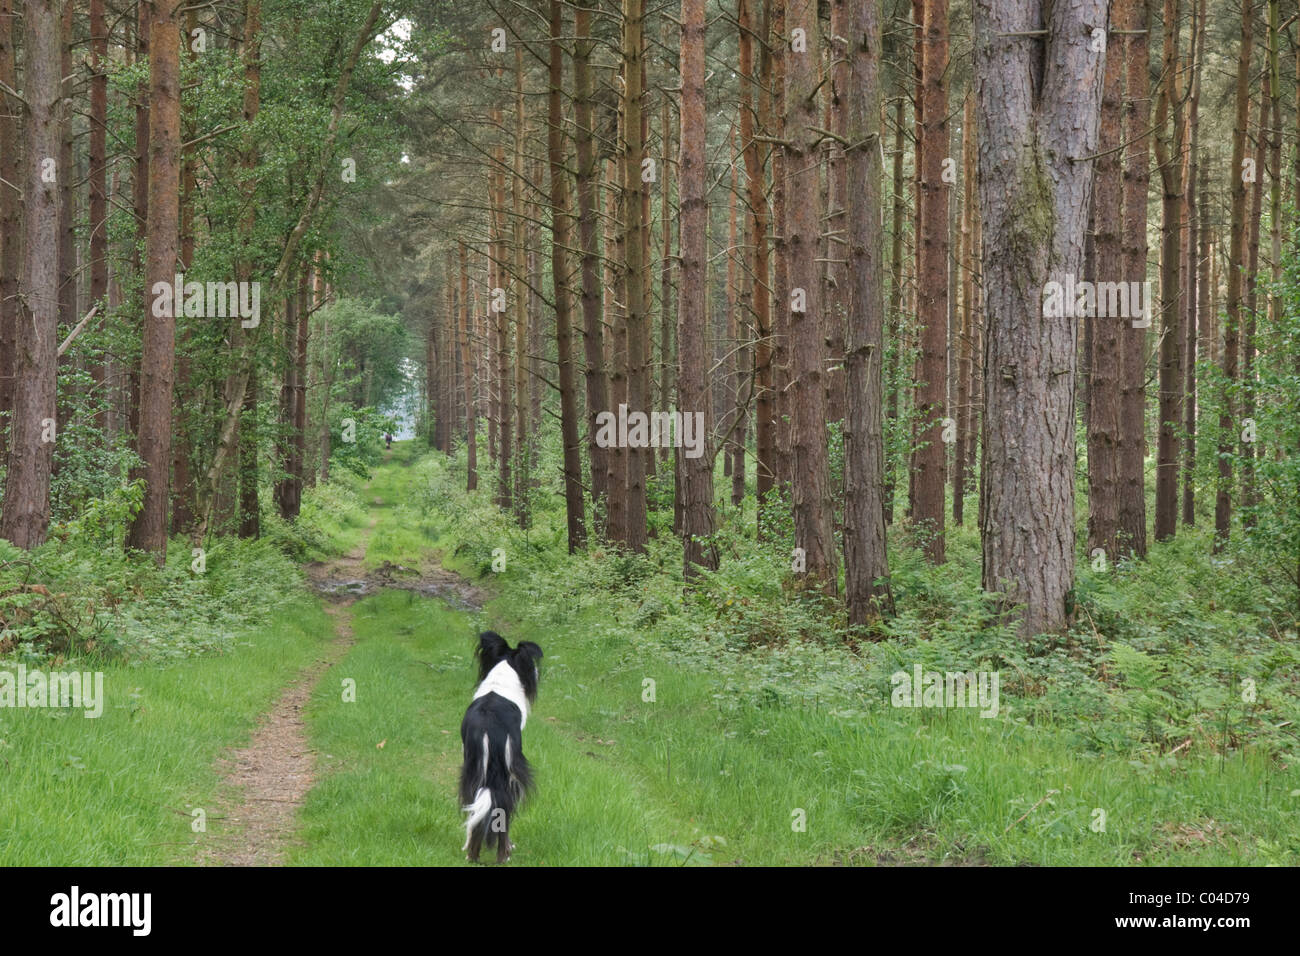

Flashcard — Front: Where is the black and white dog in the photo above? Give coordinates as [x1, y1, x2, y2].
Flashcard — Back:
[459, 631, 543, 863]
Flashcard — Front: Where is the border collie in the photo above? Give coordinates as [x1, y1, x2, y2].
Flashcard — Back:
[459, 631, 543, 863]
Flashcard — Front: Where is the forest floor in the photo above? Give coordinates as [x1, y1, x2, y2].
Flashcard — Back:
[278, 446, 1298, 866]
[2, 444, 1293, 865]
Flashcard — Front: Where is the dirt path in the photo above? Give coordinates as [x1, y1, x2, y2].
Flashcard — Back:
[197, 627, 353, 866]
[200, 482, 486, 865]
[198, 503, 386, 866]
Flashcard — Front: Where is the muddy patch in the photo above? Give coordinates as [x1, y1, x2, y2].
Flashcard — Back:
[305, 558, 486, 611]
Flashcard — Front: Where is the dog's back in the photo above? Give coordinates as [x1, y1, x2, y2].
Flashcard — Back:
[458, 632, 542, 863]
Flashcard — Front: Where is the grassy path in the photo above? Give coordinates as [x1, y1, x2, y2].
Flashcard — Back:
[291, 450, 708, 865]
[287, 447, 1297, 866]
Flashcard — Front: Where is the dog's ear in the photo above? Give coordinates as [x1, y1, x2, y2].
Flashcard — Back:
[475, 631, 510, 680]
[512, 642, 543, 701]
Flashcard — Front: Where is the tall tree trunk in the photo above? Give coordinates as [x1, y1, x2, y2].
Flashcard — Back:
[450, 251, 462, 457]
[291, 273, 309, 514]
[461, 241, 478, 492]
[574, 1, 608, 517]
[1216, 0, 1253, 548]
[784, 0, 837, 594]
[954, 92, 976, 527]
[1118, 0, 1150, 557]
[1190, 155, 1210, 519]
[659, 95, 675, 464]
[1, 0, 63, 548]
[434, 308, 444, 450]
[106, 168, 125, 445]
[317, 310, 332, 483]
[1259, 0, 1282, 528]
[1153, 0, 1184, 543]
[234, 0, 262, 541]
[237, 372, 260, 538]
[487, 160, 500, 462]
[823, 0, 848, 424]
[974, 0, 1105, 635]
[130, 0, 152, 442]
[906, 0, 923, 525]
[843, 0, 892, 625]
[622, 0, 649, 551]
[0, 0, 20, 464]
[304, 257, 325, 488]
[275, 288, 301, 519]
[604, 158, 628, 541]
[911, 0, 949, 563]
[546, 0, 582, 546]
[725, 161, 740, 484]
[496, 141, 513, 510]
[56, 1, 75, 462]
[511, 50, 529, 526]
[969, 155, 983, 492]
[1088, 0, 1125, 560]
[678, 0, 718, 575]
[1182, 0, 1205, 528]
[741, 0, 774, 514]
[769, 0, 791, 490]
[171, 6, 200, 534]
[884, 94, 906, 524]
[733, 208, 752, 508]
[638, 58, 654, 488]
[127, 0, 182, 556]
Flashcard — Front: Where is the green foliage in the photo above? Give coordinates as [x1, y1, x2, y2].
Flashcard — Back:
[1235, 225, 1300, 611]
[326, 403, 397, 479]
[318, 298, 415, 415]
[0, 522, 308, 662]
[412, 441, 1300, 771]
[54, 479, 146, 550]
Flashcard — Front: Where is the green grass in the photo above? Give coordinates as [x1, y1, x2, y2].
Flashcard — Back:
[292, 589, 681, 865]
[361, 453, 428, 570]
[4, 444, 1295, 866]
[294, 588, 1295, 866]
[289, 448, 1298, 865]
[0, 597, 335, 865]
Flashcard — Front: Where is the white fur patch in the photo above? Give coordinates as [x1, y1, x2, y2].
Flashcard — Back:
[473, 660, 530, 729]
[462, 787, 492, 850]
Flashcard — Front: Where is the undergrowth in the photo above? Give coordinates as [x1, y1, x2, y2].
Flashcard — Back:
[414, 444, 1300, 767]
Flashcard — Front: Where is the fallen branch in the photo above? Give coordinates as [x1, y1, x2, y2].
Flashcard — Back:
[57, 305, 99, 357]
[1003, 789, 1060, 834]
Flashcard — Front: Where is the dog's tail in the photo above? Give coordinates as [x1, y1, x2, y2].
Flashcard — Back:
[459, 730, 534, 851]
[461, 787, 493, 851]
